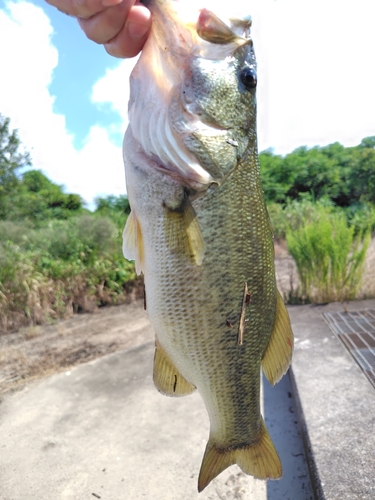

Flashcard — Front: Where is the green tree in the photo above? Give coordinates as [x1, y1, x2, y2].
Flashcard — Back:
[259, 149, 289, 203]
[11, 170, 84, 222]
[94, 194, 131, 229]
[347, 137, 375, 204]
[95, 194, 131, 215]
[260, 138, 375, 207]
[283, 143, 350, 204]
[0, 114, 31, 218]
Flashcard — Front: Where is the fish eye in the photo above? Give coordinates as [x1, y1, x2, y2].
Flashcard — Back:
[240, 67, 257, 90]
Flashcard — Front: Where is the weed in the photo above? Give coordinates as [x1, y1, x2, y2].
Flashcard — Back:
[0, 214, 138, 333]
[286, 207, 370, 303]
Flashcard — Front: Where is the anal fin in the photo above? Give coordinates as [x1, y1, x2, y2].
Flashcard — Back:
[262, 290, 294, 385]
[153, 340, 196, 397]
[122, 211, 145, 275]
[164, 195, 204, 265]
[198, 418, 282, 492]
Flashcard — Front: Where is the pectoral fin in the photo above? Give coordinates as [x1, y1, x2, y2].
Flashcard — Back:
[261, 291, 294, 385]
[164, 196, 204, 265]
[153, 341, 196, 397]
[122, 211, 145, 275]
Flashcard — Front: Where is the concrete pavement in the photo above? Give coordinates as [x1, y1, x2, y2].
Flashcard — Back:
[3, 299, 375, 499]
[0, 337, 312, 500]
[2, 341, 250, 500]
[289, 299, 375, 500]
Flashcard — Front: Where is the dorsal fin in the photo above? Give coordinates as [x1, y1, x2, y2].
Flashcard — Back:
[197, 9, 238, 44]
[261, 291, 294, 385]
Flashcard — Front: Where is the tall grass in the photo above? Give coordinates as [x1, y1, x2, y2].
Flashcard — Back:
[0, 215, 140, 333]
[0, 242, 52, 331]
[286, 208, 370, 303]
[268, 197, 375, 240]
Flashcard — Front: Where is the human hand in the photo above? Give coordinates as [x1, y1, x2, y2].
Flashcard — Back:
[45, 0, 151, 58]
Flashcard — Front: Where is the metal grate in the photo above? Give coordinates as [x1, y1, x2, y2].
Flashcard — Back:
[323, 309, 375, 388]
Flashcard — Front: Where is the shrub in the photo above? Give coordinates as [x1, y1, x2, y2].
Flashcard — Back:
[286, 208, 370, 303]
[344, 202, 375, 236]
[0, 214, 139, 333]
[0, 242, 54, 331]
[267, 196, 335, 240]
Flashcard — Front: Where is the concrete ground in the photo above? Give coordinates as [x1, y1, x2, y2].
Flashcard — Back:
[1, 342, 265, 500]
[0, 339, 312, 500]
[2, 299, 375, 499]
[289, 299, 375, 500]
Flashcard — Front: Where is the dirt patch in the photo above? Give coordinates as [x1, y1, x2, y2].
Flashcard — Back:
[361, 237, 375, 298]
[0, 300, 153, 395]
[1, 239, 374, 396]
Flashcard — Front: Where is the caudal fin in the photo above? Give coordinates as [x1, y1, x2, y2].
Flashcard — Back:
[198, 418, 281, 492]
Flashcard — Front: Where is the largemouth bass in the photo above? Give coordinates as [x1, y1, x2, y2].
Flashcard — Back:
[123, 0, 294, 491]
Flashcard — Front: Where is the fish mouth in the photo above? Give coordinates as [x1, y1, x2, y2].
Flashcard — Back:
[127, 0, 256, 188]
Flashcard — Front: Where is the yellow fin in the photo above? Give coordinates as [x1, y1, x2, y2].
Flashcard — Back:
[122, 211, 145, 275]
[164, 197, 204, 265]
[153, 341, 196, 397]
[262, 290, 294, 386]
[198, 418, 282, 492]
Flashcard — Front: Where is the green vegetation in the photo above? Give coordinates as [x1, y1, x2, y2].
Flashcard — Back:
[260, 141, 375, 304]
[0, 113, 374, 330]
[0, 216, 138, 332]
[267, 197, 375, 241]
[260, 137, 375, 207]
[286, 207, 370, 303]
[0, 115, 31, 219]
[0, 114, 139, 333]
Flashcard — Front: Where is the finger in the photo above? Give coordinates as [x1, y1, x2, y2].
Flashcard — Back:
[104, 4, 151, 58]
[78, 0, 136, 45]
[45, 0, 125, 19]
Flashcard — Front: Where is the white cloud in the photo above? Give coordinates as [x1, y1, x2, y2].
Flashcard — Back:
[0, 1, 59, 143]
[0, 1, 127, 206]
[1, 0, 374, 210]
[77, 125, 126, 201]
[92, 57, 138, 124]
[252, 0, 375, 153]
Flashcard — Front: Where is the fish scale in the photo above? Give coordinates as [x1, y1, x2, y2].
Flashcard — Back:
[123, 0, 293, 491]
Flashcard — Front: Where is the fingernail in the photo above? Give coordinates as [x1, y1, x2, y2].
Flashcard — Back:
[101, 0, 122, 7]
[128, 22, 150, 39]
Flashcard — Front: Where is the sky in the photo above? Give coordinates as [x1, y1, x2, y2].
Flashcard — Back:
[0, 0, 374, 207]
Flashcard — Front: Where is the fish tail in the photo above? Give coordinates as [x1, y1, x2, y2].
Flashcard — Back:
[198, 418, 281, 492]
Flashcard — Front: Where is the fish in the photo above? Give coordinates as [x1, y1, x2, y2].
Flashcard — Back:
[122, 0, 294, 492]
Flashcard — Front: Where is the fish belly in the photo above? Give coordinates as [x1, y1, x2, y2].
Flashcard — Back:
[124, 129, 285, 488]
